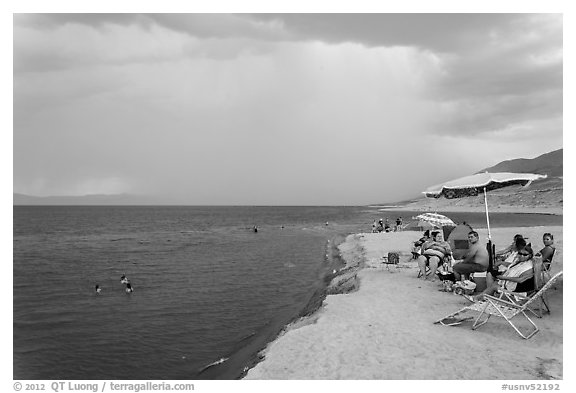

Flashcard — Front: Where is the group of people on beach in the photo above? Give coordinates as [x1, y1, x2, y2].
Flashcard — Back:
[372, 217, 403, 233]
[95, 274, 134, 295]
[414, 229, 556, 301]
[474, 232, 555, 300]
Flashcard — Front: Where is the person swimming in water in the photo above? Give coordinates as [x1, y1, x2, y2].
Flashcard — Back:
[95, 284, 101, 294]
[125, 282, 134, 293]
[120, 274, 129, 284]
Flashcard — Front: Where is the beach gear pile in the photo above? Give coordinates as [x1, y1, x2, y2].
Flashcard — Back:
[451, 280, 477, 295]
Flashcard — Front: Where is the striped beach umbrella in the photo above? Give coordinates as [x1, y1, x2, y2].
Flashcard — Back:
[404, 220, 437, 232]
[413, 213, 456, 228]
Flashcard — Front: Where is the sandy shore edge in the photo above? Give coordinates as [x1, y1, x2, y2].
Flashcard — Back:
[244, 225, 563, 380]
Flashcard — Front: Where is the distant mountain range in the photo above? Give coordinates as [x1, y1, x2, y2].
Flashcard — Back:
[478, 148, 562, 178]
[477, 148, 562, 191]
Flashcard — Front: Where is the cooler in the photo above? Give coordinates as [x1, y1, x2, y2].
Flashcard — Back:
[472, 271, 487, 292]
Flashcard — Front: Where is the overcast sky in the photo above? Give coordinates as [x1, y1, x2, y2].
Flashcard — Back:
[13, 13, 563, 205]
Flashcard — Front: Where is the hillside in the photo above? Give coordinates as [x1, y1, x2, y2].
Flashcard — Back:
[392, 148, 563, 214]
[478, 149, 563, 178]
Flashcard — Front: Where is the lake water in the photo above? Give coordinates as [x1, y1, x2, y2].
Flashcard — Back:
[13, 206, 562, 379]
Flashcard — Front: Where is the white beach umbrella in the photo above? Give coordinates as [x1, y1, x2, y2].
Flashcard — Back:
[413, 213, 456, 228]
[423, 172, 547, 239]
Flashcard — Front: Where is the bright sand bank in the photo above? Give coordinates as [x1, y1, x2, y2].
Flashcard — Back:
[375, 203, 563, 216]
[244, 226, 563, 380]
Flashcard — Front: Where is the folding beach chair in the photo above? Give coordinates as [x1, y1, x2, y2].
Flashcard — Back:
[495, 268, 548, 318]
[417, 255, 453, 279]
[472, 256, 552, 318]
[434, 271, 563, 339]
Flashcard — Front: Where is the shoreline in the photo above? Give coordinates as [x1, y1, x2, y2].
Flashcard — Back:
[236, 232, 363, 379]
[243, 225, 563, 380]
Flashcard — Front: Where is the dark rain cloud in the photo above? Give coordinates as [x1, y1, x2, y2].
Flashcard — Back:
[247, 14, 523, 52]
[14, 13, 562, 138]
[14, 13, 289, 40]
[246, 14, 562, 137]
[13, 13, 288, 73]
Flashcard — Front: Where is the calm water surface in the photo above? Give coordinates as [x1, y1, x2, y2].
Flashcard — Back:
[13, 206, 561, 379]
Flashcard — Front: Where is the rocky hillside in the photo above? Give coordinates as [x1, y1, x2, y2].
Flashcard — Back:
[478, 149, 562, 177]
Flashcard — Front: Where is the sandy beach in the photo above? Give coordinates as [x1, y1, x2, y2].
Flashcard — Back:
[244, 224, 563, 380]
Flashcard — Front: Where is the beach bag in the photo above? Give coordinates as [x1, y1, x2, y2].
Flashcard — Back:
[387, 252, 400, 264]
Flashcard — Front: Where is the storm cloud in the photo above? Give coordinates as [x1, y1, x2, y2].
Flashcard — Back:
[13, 13, 563, 204]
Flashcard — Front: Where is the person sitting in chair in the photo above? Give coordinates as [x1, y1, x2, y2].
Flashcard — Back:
[493, 237, 526, 274]
[495, 234, 525, 264]
[452, 231, 489, 281]
[411, 230, 430, 259]
[469, 244, 535, 301]
[417, 231, 451, 281]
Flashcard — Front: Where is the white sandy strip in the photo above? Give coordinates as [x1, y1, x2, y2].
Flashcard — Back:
[245, 226, 563, 380]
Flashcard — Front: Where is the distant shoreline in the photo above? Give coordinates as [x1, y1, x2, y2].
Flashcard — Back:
[377, 204, 562, 216]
